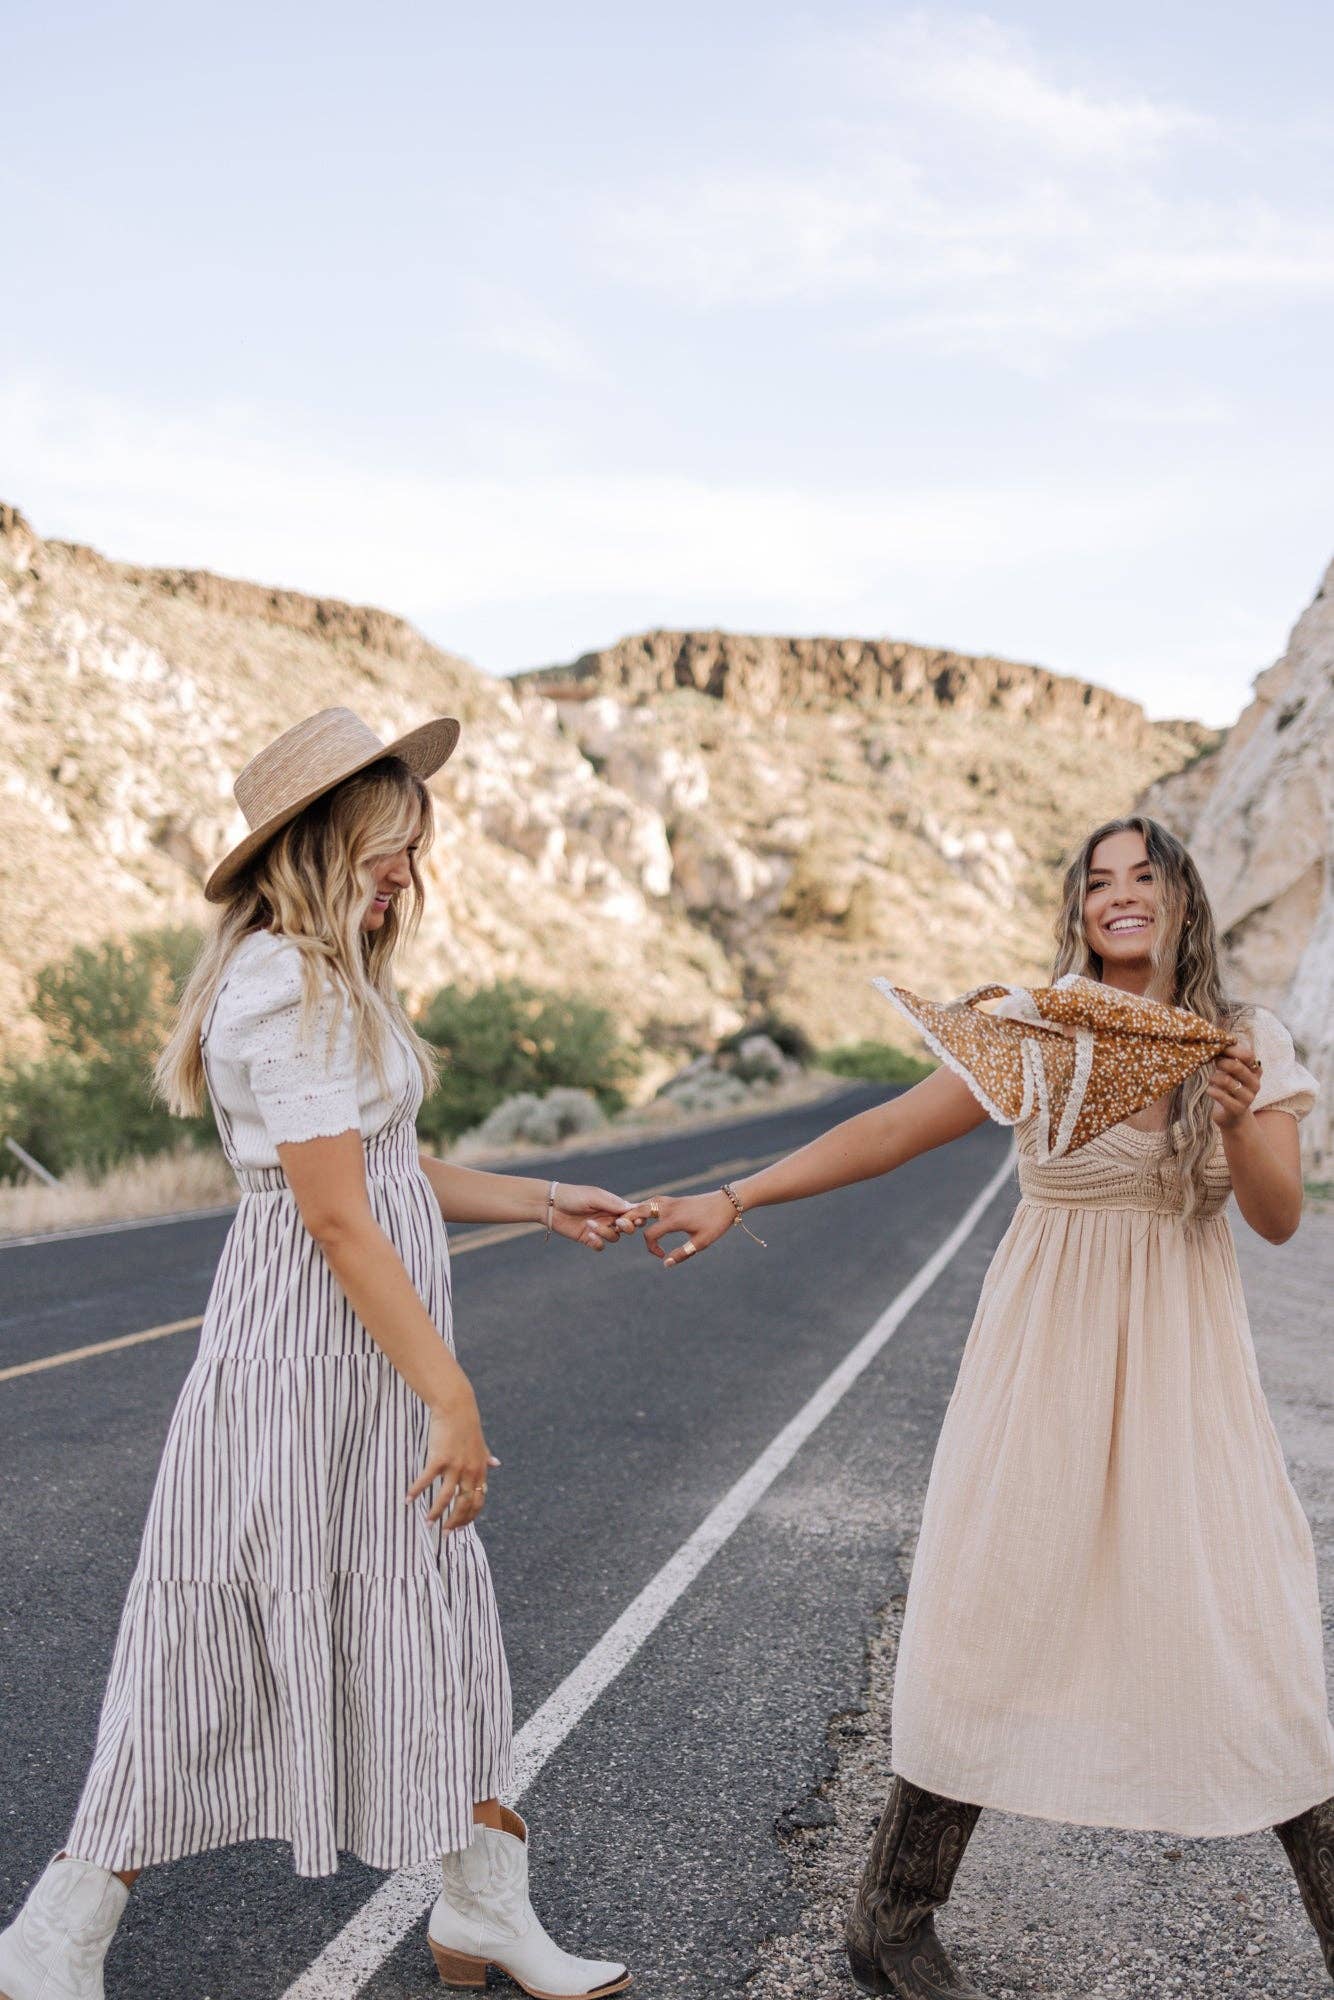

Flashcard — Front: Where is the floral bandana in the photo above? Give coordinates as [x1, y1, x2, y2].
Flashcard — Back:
[871, 973, 1233, 1160]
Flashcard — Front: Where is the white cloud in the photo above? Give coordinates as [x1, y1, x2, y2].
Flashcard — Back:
[5, 375, 1313, 727]
[457, 278, 610, 387]
[0, 372, 1184, 640]
[596, 12, 1334, 355]
[858, 11, 1206, 161]
[1090, 390, 1233, 429]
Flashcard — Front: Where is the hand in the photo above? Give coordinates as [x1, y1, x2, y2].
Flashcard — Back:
[622, 1189, 737, 1268]
[405, 1399, 501, 1532]
[551, 1182, 637, 1251]
[1208, 1038, 1263, 1130]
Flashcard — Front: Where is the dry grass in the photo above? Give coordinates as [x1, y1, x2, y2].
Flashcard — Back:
[0, 1145, 237, 1239]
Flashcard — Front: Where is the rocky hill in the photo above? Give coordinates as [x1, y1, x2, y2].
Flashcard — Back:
[1143, 565, 1332, 1173]
[1, 502, 1209, 1091]
[521, 628, 1166, 743]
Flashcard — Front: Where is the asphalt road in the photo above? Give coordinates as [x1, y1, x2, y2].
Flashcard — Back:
[0, 1088, 1018, 1998]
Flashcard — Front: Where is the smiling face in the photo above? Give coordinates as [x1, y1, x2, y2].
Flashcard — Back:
[361, 829, 423, 933]
[1083, 827, 1158, 969]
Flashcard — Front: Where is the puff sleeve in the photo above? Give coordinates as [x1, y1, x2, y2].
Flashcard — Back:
[231, 937, 363, 1147]
[1246, 1006, 1320, 1123]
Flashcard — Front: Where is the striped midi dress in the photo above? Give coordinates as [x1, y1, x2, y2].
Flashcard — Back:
[66, 929, 513, 1877]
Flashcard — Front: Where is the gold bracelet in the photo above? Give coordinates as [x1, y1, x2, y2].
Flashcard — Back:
[544, 1179, 557, 1241]
[720, 1182, 767, 1247]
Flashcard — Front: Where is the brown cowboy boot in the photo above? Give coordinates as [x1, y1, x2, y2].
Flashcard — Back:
[1274, 1796, 1334, 1984]
[845, 1775, 992, 1998]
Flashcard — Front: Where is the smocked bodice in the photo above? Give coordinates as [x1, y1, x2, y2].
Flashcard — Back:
[1017, 1116, 1232, 1218]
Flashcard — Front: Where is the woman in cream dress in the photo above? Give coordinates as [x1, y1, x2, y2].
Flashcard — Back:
[628, 814, 1334, 1999]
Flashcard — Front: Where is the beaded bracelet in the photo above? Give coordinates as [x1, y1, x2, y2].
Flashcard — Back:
[720, 1181, 767, 1247]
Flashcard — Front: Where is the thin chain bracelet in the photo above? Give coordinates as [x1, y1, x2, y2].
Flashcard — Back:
[544, 1179, 557, 1241]
[720, 1181, 767, 1247]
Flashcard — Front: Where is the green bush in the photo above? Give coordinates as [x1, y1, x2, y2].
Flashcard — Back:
[0, 926, 213, 1182]
[817, 1040, 936, 1086]
[414, 980, 631, 1144]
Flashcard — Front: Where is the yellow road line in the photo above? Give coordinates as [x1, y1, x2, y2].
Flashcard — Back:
[0, 1317, 205, 1384]
[0, 1152, 780, 1385]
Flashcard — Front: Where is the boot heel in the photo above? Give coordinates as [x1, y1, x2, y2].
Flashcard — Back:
[430, 1939, 489, 1988]
[844, 1941, 892, 1996]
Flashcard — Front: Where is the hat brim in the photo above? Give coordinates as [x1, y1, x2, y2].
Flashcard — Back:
[203, 716, 460, 903]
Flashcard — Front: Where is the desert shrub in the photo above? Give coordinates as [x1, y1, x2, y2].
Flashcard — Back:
[729, 1034, 792, 1084]
[415, 979, 630, 1144]
[778, 850, 843, 929]
[818, 1041, 936, 1086]
[469, 1088, 607, 1150]
[717, 1013, 815, 1066]
[0, 926, 212, 1182]
[658, 1069, 751, 1115]
[0, 1052, 95, 1182]
[30, 925, 202, 1063]
[838, 874, 883, 942]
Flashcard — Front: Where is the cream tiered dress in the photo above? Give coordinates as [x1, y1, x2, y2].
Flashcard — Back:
[891, 1004, 1334, 1836]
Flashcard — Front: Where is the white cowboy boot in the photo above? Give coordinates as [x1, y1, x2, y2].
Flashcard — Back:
[427, 1808, 630, 1997]
[0, 1853, 130, 2000]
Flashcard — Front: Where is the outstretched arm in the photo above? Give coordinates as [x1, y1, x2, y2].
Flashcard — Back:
[629, 1064, 989, 1267]
[417, 1157, 632, 1248]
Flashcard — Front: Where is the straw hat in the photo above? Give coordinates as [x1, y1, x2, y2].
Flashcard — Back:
[204, 706, 460, 903]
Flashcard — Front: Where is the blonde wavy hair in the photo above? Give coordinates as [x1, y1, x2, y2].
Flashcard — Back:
[156, 756, 439, 1118]
[1052, 813, 1241, 1221]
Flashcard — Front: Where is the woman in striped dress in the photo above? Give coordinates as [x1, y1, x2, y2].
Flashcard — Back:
[0, 708, 634, 2000]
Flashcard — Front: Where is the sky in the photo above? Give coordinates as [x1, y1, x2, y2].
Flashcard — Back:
[3, 0, 1333, 726]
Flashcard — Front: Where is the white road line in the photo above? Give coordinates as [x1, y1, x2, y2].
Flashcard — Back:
[279, 1145, 1017, 2000]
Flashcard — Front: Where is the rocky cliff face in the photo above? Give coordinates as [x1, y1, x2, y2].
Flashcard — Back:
[0, 507, 738, 1075]
[522, 628, 1172, 744]
[1, 503, 1207, 1091]
[1143, 565, 1333, 1172]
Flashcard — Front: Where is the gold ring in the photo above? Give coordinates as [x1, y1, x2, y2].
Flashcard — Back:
[650, 1200, 661, 1219]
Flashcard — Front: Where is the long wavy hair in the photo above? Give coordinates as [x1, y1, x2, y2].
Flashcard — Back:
[156, 755, 439, 1118]
[1052, 813, 1240, 1221]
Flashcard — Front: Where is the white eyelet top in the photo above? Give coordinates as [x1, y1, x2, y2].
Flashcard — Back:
[201, 929, 414, 1166]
